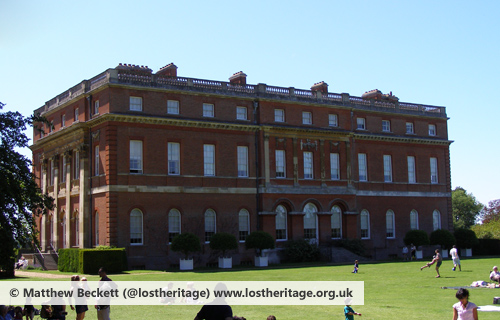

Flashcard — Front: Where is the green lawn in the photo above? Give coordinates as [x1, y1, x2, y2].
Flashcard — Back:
[10, 257, 500, 319]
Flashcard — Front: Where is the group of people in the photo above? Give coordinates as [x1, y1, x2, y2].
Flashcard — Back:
[419, 245, 462, 278]
[0, 305, 29, 320]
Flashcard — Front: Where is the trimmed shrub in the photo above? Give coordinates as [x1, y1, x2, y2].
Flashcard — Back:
[474, 238, 500, 255]
[58, 248, 80, 272]
[403, 230, 430, 247]
[454, 228, 479, 248]
[79, 248, 127, 274]
[245, 231, 275, 256]
[283, 239, 320, 262]
[209, 232, 238, 257]
[430, 229, 456, 249]
[171, 232, 201, 259]
[332, 239, 367, 257]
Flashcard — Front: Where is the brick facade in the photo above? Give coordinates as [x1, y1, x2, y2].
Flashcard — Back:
[31, 63, 452, 269]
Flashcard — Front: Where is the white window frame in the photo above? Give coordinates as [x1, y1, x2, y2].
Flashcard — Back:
[302, 111, 312, 125]
[406, 122, 414, 134]
[386, 210, 395, 239]
[74, 108, 79, 123]
[428, 124, 436, 136]
[410, 209, 419, 230]
[275, 150, 286, 178]
[130, 209, 143, 245]
[236, 106, 247, 120]
[275, 205, 287, 241]
[237, 146, 249, 177]
[360, 209, 370, 239]
[94, 146, 99, 176]
[94, 100, 100, 115]
[407, 156, 416, 184]
[303, 203, 318, 242]
[168, 209, 181, 244]
[382, 120, 391, 132]
[274, 109, 285, 122]
[357, 118, 366, 130]
[358, 153, 367, 181]
[167, 100, 179, 115]
[61, 114, 66, 128]
[130, 96, 143, 111]
[168, 142, 180, 175]
[130, 140, 143, 174]
[430, 157, 438, 184]
[238, 209, 250, 242]
[204, 209, 216, 242]
[433, 210, 441, 230]
[204, 144, 215, 176]
[330, 153, 340, 180]
[328, 114, 338, 127]
[330, 205, 342, 239]
[203, 103, 214, 117]
[383, 155, 392, 182]
[303, 151, 313, 179]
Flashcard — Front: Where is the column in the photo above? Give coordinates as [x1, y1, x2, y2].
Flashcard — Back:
[40, 160, 48, 250]
[52, 155, 59, 250]
[78, 145, 90, 248]
[64, 151, 72, 248]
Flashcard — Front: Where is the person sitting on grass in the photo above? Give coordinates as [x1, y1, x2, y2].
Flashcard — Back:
[420, 249, 442, 278]
[490, 266, 500, 283]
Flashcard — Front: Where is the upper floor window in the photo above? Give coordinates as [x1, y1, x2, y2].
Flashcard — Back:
[328, 114, 338, 127]
[61, 156, 67, 183]
[49, 120, 54, 133]
[303, 152, 313, 179]
[382, 120, 391, 132]
[430, 157, 438, 184]
[330, 153, 339, 180]
[428, 124, 436, 136]
[407, 156, 416, 183]
[130, 140, 143, 174]
[383, 155, 392, 182]
[386, 210, 395, 238]
[360, 210, 370, 239]
[74, 108, 79, 122]
[274, 109, 285, 122]
[275, 205, 287, 240]
[61, 114, 66, 128]
[50, 160, 55, 186]
[130, 97, 143, 111]
[94, 100, 100, 115]
[238, 209, 250, 241]
[358, 153, 367, 181]
[275, 150, 286, 178]
[168, 209, 181, 243]
[236, 106, 247, 120]
[410, 210, 419, 230]
[167, 100, 179, 114]
[94, 146, 99, 176]
[302, 112, 312, 125]
[204, 209, 216, 242]
[168, 142, 180, 175]
[130, 209, 143, 245]
[237, 146, 249, 177]
[406, 122, 414, 134]
[331, 205, 342, 239]
[203, 103, 214, 117]
[357, 118, 366, 130]
[204, 144, 215, 176]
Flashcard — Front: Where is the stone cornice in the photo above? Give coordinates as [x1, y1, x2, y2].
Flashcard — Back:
[353, 132, 452, 146]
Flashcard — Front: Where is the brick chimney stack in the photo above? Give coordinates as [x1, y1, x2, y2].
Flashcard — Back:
[156, 63, 178, 77]
[229, 71, 247, 85]
[311, 81, 328, 93]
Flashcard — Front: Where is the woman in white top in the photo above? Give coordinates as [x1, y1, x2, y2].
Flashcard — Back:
[452, 288, 478, 320]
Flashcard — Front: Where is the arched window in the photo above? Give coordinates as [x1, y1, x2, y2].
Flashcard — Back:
[205, 209, 216, 242]
[94, 212, 99, 246]
[275, 205, 287, 240]
[386, 210, 395, 238]
[360, 210, 370, 239]
[303, 203, 318, 241]
[433, 210, 441, 230]
[410, 210, 419, 230]
[168, 209, 181, 243]
[239, 209, 250, 241]
[331, 205, 342, 239]
[130, 209, 143, 245]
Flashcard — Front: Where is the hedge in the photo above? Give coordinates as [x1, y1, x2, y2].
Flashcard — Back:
[58, 248, 80, 272]
[79, 248, 128, 274]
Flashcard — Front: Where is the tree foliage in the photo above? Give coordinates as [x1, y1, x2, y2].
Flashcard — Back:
[170, 232, 201, 259]
[454, 228, 479, 248]
[0, 102, 54, 277]
[451, 187, 483, 229]
[480, 199, 500, 224]
[209, 232, 238, 257]
[245, 231, 275, 256]
[403, 230, 430, 247]
[471, 219, 500, 240]
[430, 229, 455, 249]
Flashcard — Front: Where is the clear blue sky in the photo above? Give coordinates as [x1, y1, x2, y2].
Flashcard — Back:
[1, 1, 498, 206]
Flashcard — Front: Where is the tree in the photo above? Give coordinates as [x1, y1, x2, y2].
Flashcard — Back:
[451, 187, 483, 229]
[245, 231, 275, 256]
[0, 102, 54, 277]
[403, 230, 430, 247]
[454, 228, 479, 249]
[430, 229, 455, 249]
[170, 232, 201, 259]
[209, 232, 238, 257]
[480, 199, 500, 224]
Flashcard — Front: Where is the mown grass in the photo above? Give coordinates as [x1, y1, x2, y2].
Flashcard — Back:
[8, 257, 500, 319]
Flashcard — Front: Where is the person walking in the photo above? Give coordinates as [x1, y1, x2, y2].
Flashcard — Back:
[450, 245, 461, 271]
[95, 267, 115, 320]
